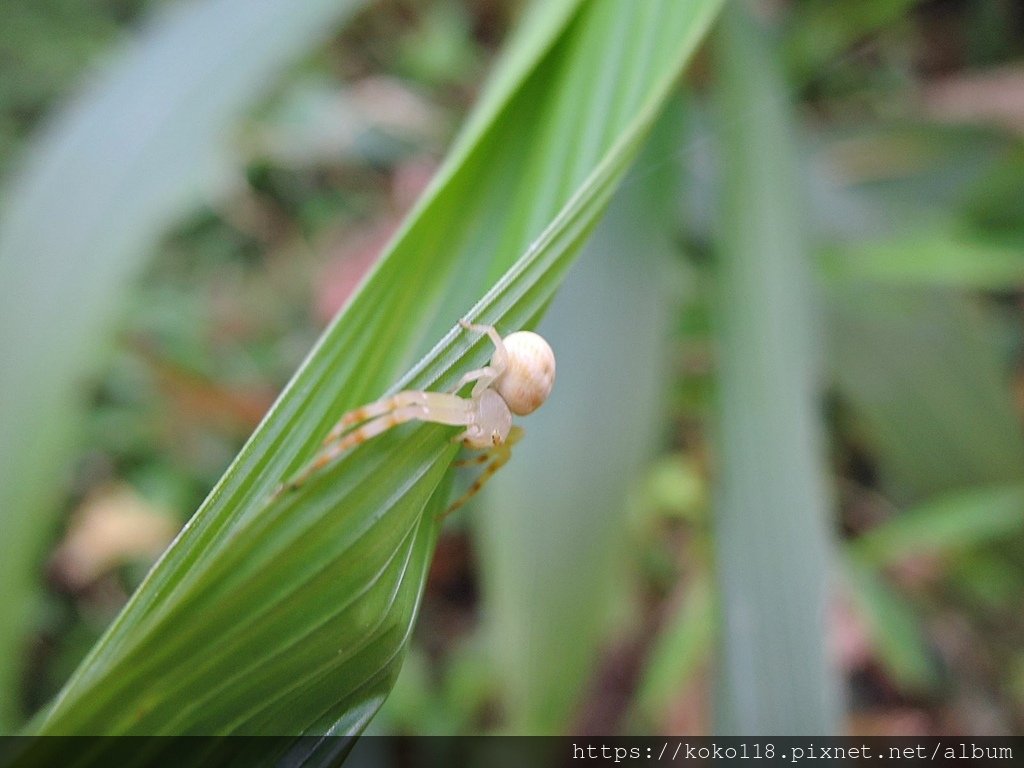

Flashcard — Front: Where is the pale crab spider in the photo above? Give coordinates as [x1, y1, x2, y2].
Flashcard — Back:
[280, 320, 555, 516]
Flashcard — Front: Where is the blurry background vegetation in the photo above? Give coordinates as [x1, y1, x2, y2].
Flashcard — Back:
[2, 0, 1024, 738]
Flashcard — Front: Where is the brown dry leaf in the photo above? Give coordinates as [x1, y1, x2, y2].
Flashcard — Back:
[50, 483, 179, 591]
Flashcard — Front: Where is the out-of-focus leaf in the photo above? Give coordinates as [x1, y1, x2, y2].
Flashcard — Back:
[821, 125, 1007, 215]
[823, 226, 1024, 289]
[947, 550, 1024, 612]
[829, 288, 1024, 500]
[784, 0, 917, 84]
[23, 0, 724, 745]
[633, 572, 715, 725]
[851, 484, 1024, 566]
[961, 148, 1024, 232]
[0, 0, 370, 731]
[843, 555, 940, 692]
[478, 99, 683, 732]
[641, 455, 708, 524]
[249, 76, 446, 168]
[842, 483, 1024, 694]
[710, 3, 842, 735]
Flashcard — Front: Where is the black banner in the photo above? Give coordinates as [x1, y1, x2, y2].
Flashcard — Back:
[0, 736, 1018, 768]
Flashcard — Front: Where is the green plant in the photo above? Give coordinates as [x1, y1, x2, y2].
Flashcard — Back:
[4, 0, 723, 747]
[9, 0, 1024, 747]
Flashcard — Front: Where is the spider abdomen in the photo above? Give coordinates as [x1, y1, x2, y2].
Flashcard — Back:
[494, 331, 556, 416]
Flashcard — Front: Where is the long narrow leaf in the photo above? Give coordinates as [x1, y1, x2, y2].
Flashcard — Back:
[710, 4, 842, 735]
[851, 483, 1024, 566]
[842, 555, 939, 691]
[27, 0, 723, 743]
[479, 101, 683, 731]
[0, 0, 370, 731]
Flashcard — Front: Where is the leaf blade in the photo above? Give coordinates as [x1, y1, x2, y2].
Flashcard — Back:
[0, 0, 371, 731]
[710, 3, 842, 735]
[29, 0, 724, 739]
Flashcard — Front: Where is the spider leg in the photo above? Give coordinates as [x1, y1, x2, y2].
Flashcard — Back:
[459, 319, 505, 353]
[278, 391, 473, 497]
[278, 403, 431, 495]
[323, 391, 427, 444]
[452, 451, 492, 468]
[446, 365, 500, 395]
[458, 320, 508, 397]
[439, 426, 524, 519]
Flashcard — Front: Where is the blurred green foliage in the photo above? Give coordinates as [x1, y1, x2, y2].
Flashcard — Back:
[0, 0, 151, 173]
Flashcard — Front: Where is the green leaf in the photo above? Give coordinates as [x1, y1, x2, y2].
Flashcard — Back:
[632, 571, 716, 725]
[478, 99, 683, 731]
[25, 0, 724, 742]
[850, 483, 1024, 567]
[0, 0, 370, 731]
[820, 124, 1007, 218]
[829, 287, 1024, 500]
[784, 0, 918, 84]
[839, 483, 1024, 696]
[842, 554, 939, 691]
[823, 225, 1024, 289]
[842, 483, 1024, 694]
[710, 4, 842, 735]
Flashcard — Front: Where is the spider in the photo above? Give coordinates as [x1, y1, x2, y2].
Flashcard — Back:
[278, 320, 555, 517]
